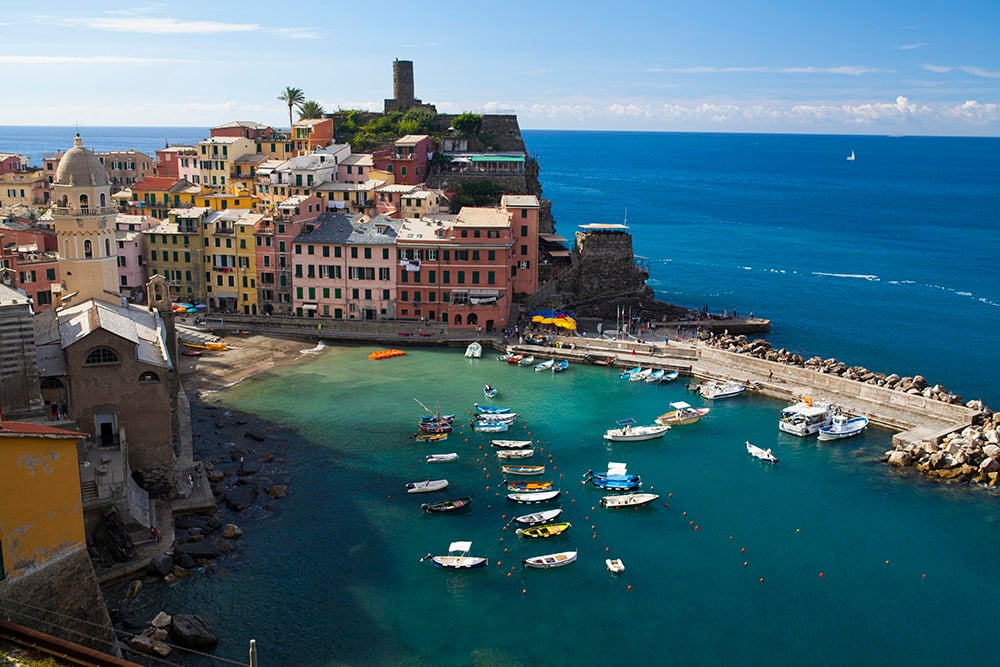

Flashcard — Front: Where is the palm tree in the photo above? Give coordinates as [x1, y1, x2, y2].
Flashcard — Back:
[298, 100, 326, 120]
[277, 87, 305, 128]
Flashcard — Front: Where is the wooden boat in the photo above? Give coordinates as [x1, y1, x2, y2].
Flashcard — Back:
[419, 422, 453, 434]
[512, 508, 563, 526]
[746, 440, 778, 463]
[425, 453, 458, 463]
[483, 384, 498, 399]
[421, 541, 488, 569]
[534, 359, 555, 372]
[517, 355, 536, 367]
[501, 464, 546, 476]
[182, 341, 229, 352]
[582, 463, 642, 491]
[491, 439, 532, 449]
[496, 448, 534, 459]
[698, 381, 746, 400]
[606, 558, 626, 573]
[505, 480, 553, 492]
[818, 413, 869, 441]
[421, 496, 472, 513]
[415, 432, 448, 442]
[522, 550, 577, 569]
[476, 412, 517, 424]
[599, 492, 660, 508]
[658, 371, 679, 383]
[552, 360, 570, 373]
[405, 479, 449, 494]
[474, 403, 511, 414]
[603, 418, 670, 442]
[515, 521, 571, 538]
[505, 354, 524, 365]
[420, 414, 456, 423]
[497, 352, 514, 362]
[507, 489, 560, 504]
[656, 401, 710, 426]
[629, 368, 653, 382]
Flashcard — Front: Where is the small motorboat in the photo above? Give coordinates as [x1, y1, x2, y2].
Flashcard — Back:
[645, 369, 666, 383]
[476, 412, 518, 424]
[405, 479, 449, 494]
[818, 413, 869, 441]
[473, 422, 509, 433]
[619, 366, 641, 379]
[746, 441, 778, 464]
[658, 371, 679, 383]
[699, 381, 746, 400]
[522, 550, 577, 569]
[491, 439, 532, 449]
[603, 419, 670, 442]
[421, 496, 472, 514]
[779, 398, 834, 437]
[517, 355, 536, 367]
[507, 489, 560, 504]
[606, 558, 626, 573]
[464, 342, 482, 358]
[501, 464, 546, 476]
[474, 403, 511, 414]
[496, 448, 534, 459]
[505, 480, 553, 492]
[497, 352, 514, 362]
[534, 359, 555, 372]
[483, 384, 498, 399]
[415, 432, 449, 442]
[421, 541, 488, 569]
[599, 492, 660, 508]
[629, 368, 653, 382]
[505, 354, 524, 365]
[582, 463, 642, 491]
[425, 453, 458, 463]
[515, 521, 571, 538]
[512, 508, 563, 526]
[552, 360, 570, 373]
[655, 401, 710, 426]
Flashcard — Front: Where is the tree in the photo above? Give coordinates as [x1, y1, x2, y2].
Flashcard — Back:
[297, 100, 326, 120]
[451, 113, 482, 135]
[277, 87, 305, 127]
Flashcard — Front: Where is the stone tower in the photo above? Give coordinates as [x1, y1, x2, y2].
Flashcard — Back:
[51, 134, 120, 307]
[384, 59, 426, 113]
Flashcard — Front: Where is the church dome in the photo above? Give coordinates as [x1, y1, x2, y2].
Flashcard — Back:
[55, 134, 109, 187]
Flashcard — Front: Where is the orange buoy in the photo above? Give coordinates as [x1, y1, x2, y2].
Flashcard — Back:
[818, 572, 824, 579]
[627, 585, 632, 591]
[741, 547, 746, 553]
[694, 525, 699, 531]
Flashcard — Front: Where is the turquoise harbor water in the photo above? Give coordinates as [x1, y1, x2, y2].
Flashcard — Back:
[172, 348, 999, 666]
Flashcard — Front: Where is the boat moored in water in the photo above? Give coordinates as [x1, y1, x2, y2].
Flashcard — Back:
[421, 541, 488, 569]
[465, 342, 482, 358]
[603, 418, 670, 442]
[656, 401, 710, 426]
[425, 453, 458, 463]
[699, 381, 747, 400]
[497, 448, 534, 459]
[534, 359, 555, 372]
[552, 360, 570, 373]
[522, 550, 577, 569]
[746, 440, 778, 463]
[406, 479, 449, 494]
[818, 413, 869, 441]
[515, 521, 571, 538]
[502, 464, 546, 476]
[421, 496, 473, 513]
[507, 489, 560, 504]
[779, 398, 834, 436]
[599, 492, 660, 508]
[491, 439, 532, 449]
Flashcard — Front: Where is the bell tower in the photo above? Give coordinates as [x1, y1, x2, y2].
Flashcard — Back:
[51, 134, 120, 307]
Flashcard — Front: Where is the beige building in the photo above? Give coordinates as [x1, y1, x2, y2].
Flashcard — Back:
[197, 136, 257, 192]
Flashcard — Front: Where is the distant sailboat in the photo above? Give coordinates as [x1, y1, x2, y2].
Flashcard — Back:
[846, 150, 856, 161]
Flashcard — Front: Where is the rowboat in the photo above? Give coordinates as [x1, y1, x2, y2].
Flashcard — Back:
[491, 439, 532, 449]
[817, 413, 869, 441]
[415, 432, 449, 442]
[512, 508, 563, 526]
[515, 521, 571, 538]
[183, 341, 229, 352]
[582, 463, 642, 491]
[629, 368, 653, 382]
[496, 448, 534, 459]
[501, 464, 546, 476]
[474, 403, 511, 414]
[655, 401, 710, 426]
[421, 496, 473, 513]
[420, 414, 455, 423]
[476, 413, 517, 424]
[425, 453, 458, 463]
[405, 479, 449, 494]
[421, 541, 488, 569]
[599, 492, 660, 508]
[419, 423, 453, 434]
[507, 489, 560, 504]
[473, 422, 508, 433]
[505, 354, 524, 365]
[645, 369, 666, 383]
[552, 360, 570, 373]
[483, 384, 498, 399]
[534, 359, 555, 372]
[619, 366, 641, 379]
[517, 355, 536, 366]
[746, 441, 778, 463]
[606, 558, 626, 573]
[522, 550, 577, 569]
[658, 371, 679, 383]
[505, 480, 553, 492]
[603, 418, 670, 442]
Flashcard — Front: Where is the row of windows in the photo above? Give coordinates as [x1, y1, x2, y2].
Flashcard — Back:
[296, 287, 392, 301]
[294, 245, 390, 260]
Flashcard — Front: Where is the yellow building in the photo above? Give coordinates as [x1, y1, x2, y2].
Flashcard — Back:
[0, 420, 86, 579]
[203, 209, 261, 314]
[144, 208, 210, 301]
[197, 136, 257, 192]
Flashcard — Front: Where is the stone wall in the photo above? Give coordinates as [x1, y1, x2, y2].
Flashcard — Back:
[0, 545, 118, 653]
[554, 231, 652, 317]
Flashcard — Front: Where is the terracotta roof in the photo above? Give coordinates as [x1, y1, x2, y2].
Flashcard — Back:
[132, 177, 182, 191]
[0, 421, 87, 438]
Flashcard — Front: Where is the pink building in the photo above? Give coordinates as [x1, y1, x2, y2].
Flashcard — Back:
[0, 220, 60, 310]
[115, 215, 157, 295]
[0, 153, 29, 175]
[338, 153, 374, 184]
[372, 134, 432, 186]
[155, 146, 200, 183]
[210, 121, 276, 141]
[501, 194, 540, 297]
[254, 195, 324, 315]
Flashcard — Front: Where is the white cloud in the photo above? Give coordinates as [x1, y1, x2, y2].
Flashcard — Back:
[898, 43, 928, 50]
[921, 64, 953, 73]
[644, 65, 889, 76]
[922, 64, 1000, 78]
[959, 66, 1000, 79]
[0, 55, 188, 64]
[942, 100, 1000, 122]
[38, 15, 318, 38]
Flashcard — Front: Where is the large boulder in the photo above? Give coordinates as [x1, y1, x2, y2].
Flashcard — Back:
[146, 552, 174, 577]
[224, 484, 257, 511]
[888, 450, 912, 467]
[171, 614, 219, 649]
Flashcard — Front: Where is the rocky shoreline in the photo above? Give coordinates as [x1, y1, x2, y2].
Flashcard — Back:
[698, 329, 998, 488]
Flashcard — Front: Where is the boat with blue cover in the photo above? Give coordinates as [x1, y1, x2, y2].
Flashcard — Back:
[582, 462, 642, 491]
[474, 403, 511, 414]
[552, 360, 570, 373]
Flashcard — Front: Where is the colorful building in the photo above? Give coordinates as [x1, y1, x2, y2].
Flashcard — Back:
[291, 118, 335, 155]
[154, 145, 199, 182]
[144, 208, 210, 301]
[372, 134, 432, 186]
[203, 209, 262, 313]
[197, 136, 257, 192]
[114, 215, 156, 296]
[254, 196, 323, 315]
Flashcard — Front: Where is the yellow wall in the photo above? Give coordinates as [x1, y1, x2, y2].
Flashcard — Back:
[0, 432, 86, 578]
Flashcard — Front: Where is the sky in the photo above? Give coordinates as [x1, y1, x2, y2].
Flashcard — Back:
[1, 0, 998, 136]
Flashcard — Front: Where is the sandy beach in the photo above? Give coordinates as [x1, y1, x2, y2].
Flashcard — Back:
[178, 334, 318, 396]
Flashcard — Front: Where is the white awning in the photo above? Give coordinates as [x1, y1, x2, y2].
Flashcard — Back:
[302, 303, 318, 311]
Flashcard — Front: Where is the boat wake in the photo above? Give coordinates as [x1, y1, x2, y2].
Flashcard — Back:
[301, 340, 326, 355]
[812, 272, 880, 282]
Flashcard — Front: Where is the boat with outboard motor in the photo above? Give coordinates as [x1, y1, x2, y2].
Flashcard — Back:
[603, 418, 670, 442]
[656, 401, 710, 426]
[425, 453, 458, 463]
[515, 521, 571, 538]
[779, 398, 834, 436]
[534, 359, 555, 372]
[465, 341, 482, 358]
[817, 412, 869, 441]
[507, 489, 560, 504]
[552, 360, 570, 373]
[582, 462, 642, 491]
[512, 508, 563, 526]
[599, 492, 660, 508]
[491, 439, 532, 449]
[421, 496, 473, 513]
[746, 440, 778, 463]
[475, 403, 511, 414]
[522, 550, 577, 569]
[698, 381, 746, 400]
[421, 541, 488, 569]
[501, 464, 546, 476]
[406, 479, 449, 493]
[496, 448, 534, 459]
[483, 383, 498, 399]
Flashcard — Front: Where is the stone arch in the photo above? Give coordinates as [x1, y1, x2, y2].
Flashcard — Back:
[84, 240, 93, 258]
[100, 192, 107, 207]
[453, 313, 463, 326]
[138, 371, 160, 383]
[79, 193, 90, 209]
[467, 313, 479, 326]
[105, 238, 111, 257]
[84, 346, 119, 365]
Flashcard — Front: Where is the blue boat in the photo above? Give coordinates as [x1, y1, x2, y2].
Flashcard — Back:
[483, 384, 498, 399]
[582, 463, 642, 491]
[474, 403, 511, 414]
[619, 366, 641, 379]
[552, 360, 570, 373]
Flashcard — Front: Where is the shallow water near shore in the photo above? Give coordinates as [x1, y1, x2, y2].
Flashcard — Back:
[162, 346, 999, 666]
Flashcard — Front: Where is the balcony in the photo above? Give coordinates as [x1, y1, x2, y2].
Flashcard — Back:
[51, 206, 119, 216]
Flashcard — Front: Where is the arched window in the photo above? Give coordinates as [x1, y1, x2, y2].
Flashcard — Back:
[84, 240, 93, 258]
[100, 193, 107, 207]
[79, 194, 90, 209]
[84, 347, 119, 365]
[467, 313, 478, 326]
[453, 313, 463, 326]
[105, 239, 111, 256]
[138, 371, 160, 383]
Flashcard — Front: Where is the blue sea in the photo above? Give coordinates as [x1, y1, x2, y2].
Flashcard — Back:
[3, 127, 999, 665]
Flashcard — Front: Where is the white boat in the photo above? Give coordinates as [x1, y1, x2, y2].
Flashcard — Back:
[778, 398, 834, 436]
[818, 413, 869, 441]
[629, 368, 653, 382]
[599, 492, 660, 508]
[847, 150, 856, 161]
[507, 489, 560, 504]
[698, 381, 746, 400]
[421, 541, 488, 569]
[656, 401, 710, 426]
[512, 508, 563, 526]
[491, 439, 533, 449]
[425, 453, 458, 463]
[603, 418, 670, 442]
[658, 370, 679, 383]
[464, 342, 482, 358]
[619, 366, 641, 379]
[746, 440, 778, 463]
[522, 550, 577, 569]
[501, 464, 546, 476]
[405, 479, 449, 493]
[474, 403, 511, 414]
[517, 355, 536, 367]
[644, 369, 665, 383]
[483, 384, 498, 399]
[476, 412, 518, 424]
[606, 558, 625, 573]
[473, 422, 509, 433]
[496, 448, 534, 459]
[534, 359, 555, 372]
[552, 360, 570, 373]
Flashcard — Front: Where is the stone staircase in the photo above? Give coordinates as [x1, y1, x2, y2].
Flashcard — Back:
[80, 479, 99, 503]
